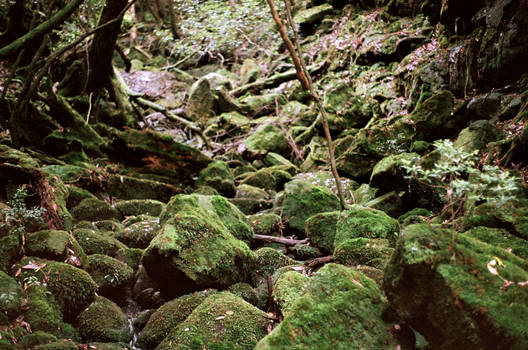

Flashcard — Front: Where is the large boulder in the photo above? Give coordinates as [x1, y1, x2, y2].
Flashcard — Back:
[256, 264, 397, 349]
[196, 161, 236, 197]
[84, 254, 134, 305]
[142, 211, 257, 298]
[384, 224, 528, 350]
[26, 230, 87, 267]
[157, 292, 270, 350]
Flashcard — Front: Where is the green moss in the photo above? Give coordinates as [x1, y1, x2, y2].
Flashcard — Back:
[248, 213, 281, 236]
[162, 194, 253, 244]
[464, 226, 528, 260]
[0, 326, 27, 349]
[228, 283, 259, 306]
[408, 90, 455, 141]
[19, 331, 58, 348]
[32, 339, 79, 350]
[288, 244, 320, 260]
[0, 271, 23, 320]
[26, 230, 87, 266]
[64, 185, 97, 210]
[334, 238, 393, 269]
[304, 211, 339, 255]
[70, 198, 119, 222]
[77, 296, 131, 343]
[72, 229, 127, 257]
[236, 184, 270, 200]
[157, 292, 270, 350]
[24, 284, 77, 339]
[240, 169, 277, 192]
[142, 212, 257, 298]
[384, 223, 528, 349]
[334, 205, 400, 248]
[254, 248, 298, 283]
[85, 254, 134, 304]
[137, 289, 217, 349]
[272, 271, 310, 316]
[115, 217, 161, 249]
[244, 123, 290, 156]
[256, 264, 396, 349]
[196, 161, 236, 197]
[282, 180, 341, 232]
[114, 199, 165, 218]
[398, 207, 432, 227]
[294, 3, 333, 25]
[116, 247, 143, 271]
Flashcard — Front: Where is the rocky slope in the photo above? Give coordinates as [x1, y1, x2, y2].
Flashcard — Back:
[1, 0, 528, 349]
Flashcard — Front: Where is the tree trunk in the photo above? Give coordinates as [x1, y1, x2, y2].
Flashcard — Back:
[85, 0, 129, 93]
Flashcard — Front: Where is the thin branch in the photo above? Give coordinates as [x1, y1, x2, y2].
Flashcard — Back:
[253, 234, 309, 246]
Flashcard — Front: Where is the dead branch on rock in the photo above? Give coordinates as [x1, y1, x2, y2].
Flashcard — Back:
[306, 255, 334, 268]
[253, 234, 309, 246]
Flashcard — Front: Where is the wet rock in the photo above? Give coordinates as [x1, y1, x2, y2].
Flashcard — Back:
[281, 179, 341, 231]
[137, 289, 217, 349]
[76, 296, 131, 343]
[240, 168, 278, 192]
[384, 223, 528, 350]
[157, 292, 270, 350]
[256, 264, 398, 349]
[407, 90, 456, 141]
[26, 230, 87, 267]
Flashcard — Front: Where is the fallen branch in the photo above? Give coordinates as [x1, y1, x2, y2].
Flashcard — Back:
[253, 234, 309, 246]
[306, 255, 334, 268]
[134, 97, 211, 150]
[230, 63, 324, 97]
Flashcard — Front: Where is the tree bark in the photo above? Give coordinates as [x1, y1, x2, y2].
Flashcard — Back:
[0, 0, 85, 59]
[85, 0, 129, 93]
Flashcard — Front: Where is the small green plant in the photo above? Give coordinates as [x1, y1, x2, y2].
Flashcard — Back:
[401, 139, 520, 219]
[0, 187, 46, 251]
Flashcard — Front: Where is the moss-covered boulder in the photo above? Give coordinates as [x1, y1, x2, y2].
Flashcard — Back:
[256, 264, 397, 349]
[72, 228, 128, 257]
[161, 193, 253, 244]
[24, 284, 77, 339]
[254, 247, 298, 282]
[0, 233, 20, 272]
[114, 199, 165, 218]
[244, 123, 290, 157]
[32, 339, 79, 350]
[142, 212, 257, 298]
[136, 289, 217, 349]
[334, 237, 393, 269]
[19, 331, 58, 349]
[272, 270, 310, 316]
[157, 292, 270, 350]
[294, 3, 333, 27]
[115, 217, 161, 249]
[365, 190, 405, 218]
[240, 168, 278, 192]
[281, 180, 341, 231]
[369, 152, 419, 192]
[85, 254, 134, 304]
[26, 230, 87, 267]
[16, 259, 97, 322]
[323, 81, 373, 130]
[228, 282, 259, 306]
[70, 198, 120, 223]
[64, 185, 97, 210]
[196, 160, 236, 197]
[383, 224, 528, 350]
[249, 213, 281, 236]
[76, 296, 131, 343]
[407, 90, 456, 141]
[0, 271, 24, 320]
[240, 93, 287, 117]
[464, 226, 528, 260]
[454, 120, 504, 153]
[463, 201, 528, 240]
[304, 211, 340, 254]
[334, 205, 400, 248]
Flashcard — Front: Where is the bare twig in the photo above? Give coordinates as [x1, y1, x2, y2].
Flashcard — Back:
[253, 234, 309, 246]
[306, 255, 334, 268]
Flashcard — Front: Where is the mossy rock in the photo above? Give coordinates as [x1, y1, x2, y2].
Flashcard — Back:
[464, 226, 528, 261]
[369, 152, 419, 192]
[235, 184, 271, 201]
[281, 180, 341, 232]
[24, 284, 77, 339]
[114, 199, 165, 218]
[76, 296, 131, 343]
[72, 229, 128, 257]
[334, 237, 393, 269]
[253, 247, 298, 283]
[26, 230, 87, 267]
[256, 264, 397, 349]
[105, 174, 181, 202]
[240, 93, 287, 117]
[398, 207, 432, 227]
[229, 198, 273, 215]
[115, 217, 161, 249]
[383, 223, 528, 350]
[244, 123, 290, 157]
[287, 244, 320, 260]
[75, 220, 123, 232]
[249, 213, 281, 236]
[334, 205, 400, 248]
[294, 3, 333, 26]
[0, 234, 21, 272]
[142, 212, 257, 298]
[463, 201, 528, 240]
[161, 193, 253, 244]
[70, 198, 119, 223]
[157, 292, 270, 350]
[16, 258, 97, 322]
[137, 289, 217, 349]
[272, 270, 310, 316]
[323, 81, 373, 130]
[365, 191, 405, 218]
[454, 121, 504, 153]
[196, 161, 236, 197]
[85, 254, 134, 305]
[304, 211, 340, 254]
[228, 282, 259, 306]
[407, 90, 456, 141]
[32, 339, 79, 350]
[83, 343, 130, 350]
[240, 168, 278, 192]
[115, 247, 143, 271]
[0, 271, 24, 320]
[65, 185, 97, 210]
[19, 331, 58, 348]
